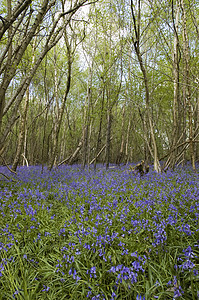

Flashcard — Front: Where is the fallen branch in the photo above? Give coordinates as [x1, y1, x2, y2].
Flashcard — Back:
[0, 172, 10, 180]
[58, 140, 83, 166]
[0, 155, 17, 174]
[0, 172, 18, 182]
[89, 144, 106, 165]
[160, 138, 199, 161]
[89, 137, 113, 165]
[58, 154, 72, 166]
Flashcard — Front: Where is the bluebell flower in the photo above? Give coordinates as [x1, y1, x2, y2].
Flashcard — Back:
[193, 269, 198, 276]
[87, 290, 92, 297]
[173, 286, 184, 298]
[13, 289, 20, 298]
[111, 292, 117, 299]
[42, 285, 50, 292]
[136, 294, 145, 300]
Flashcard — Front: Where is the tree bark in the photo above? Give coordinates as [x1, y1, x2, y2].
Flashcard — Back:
[171, 0, 180, 168]
[12, 87, 29, 171]
[130, 0, 161, 172]
[82, 86, 91, 168]
[125, 118, 131, 164]
[105, 107, 112, 169]
[94, 87, 105, 169]
[116, 104, 125, 165]
[48, 38, 72, 170]
[180, 0, 195, 170]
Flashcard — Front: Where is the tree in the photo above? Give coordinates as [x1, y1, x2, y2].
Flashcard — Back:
[0, 0, 98, 168]
[180, 0, 196, 170]
[0, 0, 56, 135]
[130, 0, 161, 172]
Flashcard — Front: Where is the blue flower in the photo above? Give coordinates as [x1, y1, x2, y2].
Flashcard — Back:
[13, 290, 20, 299]
[111, 292, 117, 299]
[136, 294, 145, 300]
[42, 285, 50, 292]
[173, 286, 184, 298]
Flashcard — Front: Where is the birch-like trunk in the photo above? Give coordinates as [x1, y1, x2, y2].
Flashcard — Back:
[48, 36, 72, 170]
[165, 0, 180, 170]
[116, 104, 125, 165]
[172, 0, 180, 168]
[180, 0, 195, 170]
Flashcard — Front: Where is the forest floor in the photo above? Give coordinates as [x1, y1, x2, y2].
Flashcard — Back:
[0, 164, 199, 300]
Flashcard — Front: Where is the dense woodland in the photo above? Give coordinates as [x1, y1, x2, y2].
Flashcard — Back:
[0, 0, 199, 172]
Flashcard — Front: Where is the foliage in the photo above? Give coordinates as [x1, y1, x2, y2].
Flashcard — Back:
[0, 164, 199, 299]
[1, 0, 199, 167]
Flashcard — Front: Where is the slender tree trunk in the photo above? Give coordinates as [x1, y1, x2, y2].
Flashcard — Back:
[180, 0, 195, 170]
[7, 0, 12, 63]
[94, 87, 105, 169]
[88, 118, 93, 164]
[82, 86, 91, 168]
[171, 0, 180, 168]
[22, 127, 28, 166]
[135, 49, 160, 171]
[116, 104, 125, 164]
[41, 59, 50, 170]
[48, 44, 72, 170]
[131, 0, 161, 172]
[125, 118, 131, 164]
[50, 47, 59, 167]
[196, 95, 199, 161]
[12, 87, 29, 171]
[105, 106, 112, 169]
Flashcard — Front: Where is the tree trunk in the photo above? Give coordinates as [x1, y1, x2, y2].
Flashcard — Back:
[94, 87, 105, 169]
[48, 39, 72, 170]
[125, 118, 131, 164]
[116, 104, 125, 164]
[180, 0, 195, 170]
[82, 86, 91, 168]
[131, 0, 161, 172]
[105, 107, 112, 169]
[171, 0, 180, 169]
[196, 95, 199, 161]
[12, 87, 29, 171]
